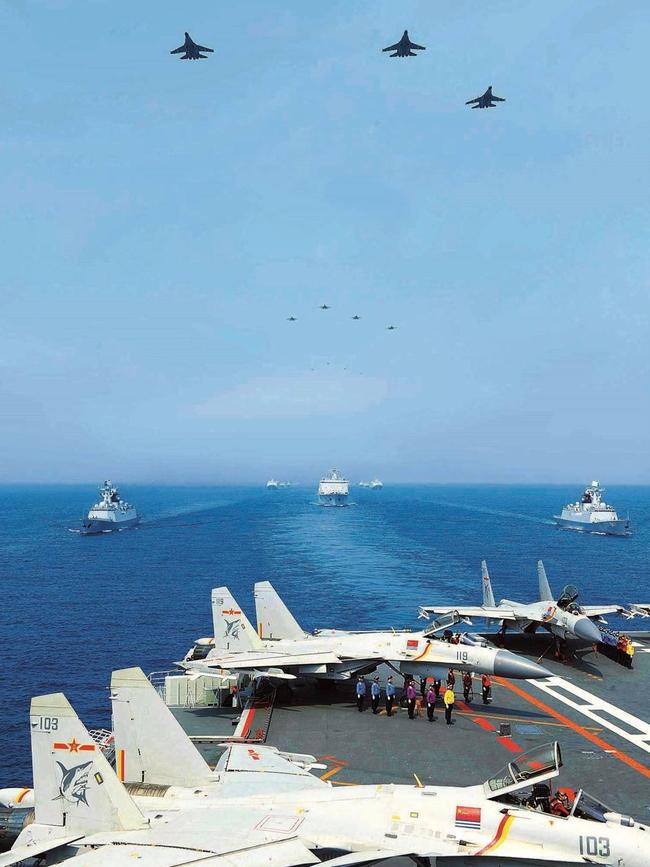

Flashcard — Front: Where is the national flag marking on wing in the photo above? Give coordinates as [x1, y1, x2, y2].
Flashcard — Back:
[455, 806, 481, 829]
[407, 639, 419, 649]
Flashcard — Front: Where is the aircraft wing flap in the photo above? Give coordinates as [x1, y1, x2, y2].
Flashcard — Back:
[219, 743, 327, 787]
[420, 605, 517, 620]
[190, 650, 343, 671]
[0, 835, 85, 867]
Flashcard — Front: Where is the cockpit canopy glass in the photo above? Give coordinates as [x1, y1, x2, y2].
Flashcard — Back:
[558, 584, 579, 609]
[485, 743, 562, 794]
[423, 610, 462, 637]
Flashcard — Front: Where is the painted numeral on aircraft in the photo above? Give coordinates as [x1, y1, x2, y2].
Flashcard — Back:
[34, 716, 59, 731]
[456, 651, 468, 662]
[579, 836, 610, 857]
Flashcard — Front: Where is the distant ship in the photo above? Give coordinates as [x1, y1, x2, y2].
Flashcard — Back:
[554, 481, 631, 537]
[370, 478, 383, 489]
[266, 479, 279, 489]
[358, 481, 370, 488]
[318, 469, 349, 507]
[81, 481, 139, 535]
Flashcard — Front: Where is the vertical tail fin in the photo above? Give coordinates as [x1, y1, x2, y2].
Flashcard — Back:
[538, 560, 553, 601]
[30, 693, 145, 834]
[254, 581, 305, 640]
[481, 560, 496, 607]
[111, 668, 213, 786]
[212, 586, 263, 652]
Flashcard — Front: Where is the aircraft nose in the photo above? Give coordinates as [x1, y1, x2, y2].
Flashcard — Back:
[493, 650, 552, 680]
[574, 616, 601, 644]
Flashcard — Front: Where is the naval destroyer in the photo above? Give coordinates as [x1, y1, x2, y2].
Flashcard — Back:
[318, 469, 349, 506]
[80, 480, 139, 534]
[554, 480, 631, 536]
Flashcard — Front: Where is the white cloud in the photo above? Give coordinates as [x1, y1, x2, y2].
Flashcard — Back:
[191, 369, 389, 420]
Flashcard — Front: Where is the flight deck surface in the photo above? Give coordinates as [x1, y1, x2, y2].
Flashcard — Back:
[175, 632, 650, 821]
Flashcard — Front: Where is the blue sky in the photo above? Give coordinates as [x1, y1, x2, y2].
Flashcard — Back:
[1, 0, 648, 483]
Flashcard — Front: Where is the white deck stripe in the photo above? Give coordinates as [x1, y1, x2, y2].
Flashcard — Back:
[527, 676, 650, 754]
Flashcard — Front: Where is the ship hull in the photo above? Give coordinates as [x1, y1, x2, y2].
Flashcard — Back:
[319, 495, 349, 507]
[554, 516, 631, 537]
[80, 515, 140, 535]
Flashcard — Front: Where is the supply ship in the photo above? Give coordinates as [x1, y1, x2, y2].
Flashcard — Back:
[80, 480, 139, 534]
[318, 469, 349, 506]
[554, 480, 631, 536]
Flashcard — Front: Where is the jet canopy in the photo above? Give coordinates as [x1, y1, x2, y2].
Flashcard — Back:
[557, 584, 580, 610]
[483, 742, 562, 798]
[422, 610, 468, 637]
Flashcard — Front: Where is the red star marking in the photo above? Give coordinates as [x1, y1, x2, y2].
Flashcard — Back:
[68, 739, 80, 752]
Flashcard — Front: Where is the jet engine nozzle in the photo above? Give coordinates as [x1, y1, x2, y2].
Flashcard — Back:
[493, 650, 552, 680]
[573, 616, 602, 644]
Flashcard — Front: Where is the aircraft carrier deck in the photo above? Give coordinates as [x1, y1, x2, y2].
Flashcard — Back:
[173, 632, 650, 823]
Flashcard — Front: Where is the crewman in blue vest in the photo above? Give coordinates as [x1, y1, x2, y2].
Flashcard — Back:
[371, 676, 381, 713]
[356, 675, 367, 712]
[385, 676, 396, 716]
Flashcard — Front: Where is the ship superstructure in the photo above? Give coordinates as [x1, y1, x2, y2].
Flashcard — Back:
[266, 479, 279, 489]
[81, 480, 139, 534]
[370, 478, 383, 489]
[318, 469, 349, 507]
[554, 481, 631, 537]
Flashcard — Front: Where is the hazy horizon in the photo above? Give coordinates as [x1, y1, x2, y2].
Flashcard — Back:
[2, 1, 648, 484]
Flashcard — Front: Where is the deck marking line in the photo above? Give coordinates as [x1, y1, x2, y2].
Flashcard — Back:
[528, 676, 650, 754]
[495, 677, 650, 780]
[497, 737, 524, 753]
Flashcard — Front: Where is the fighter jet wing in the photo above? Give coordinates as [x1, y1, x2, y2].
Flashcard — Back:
[215, 743, 327, 793]
[408, 41, 426, 50]
[419, 604, 518, 621]
[170, 45, 186, 54]
[382, 42, 401, 52]
[490, 95, 505, 101]
[194, 44, 213, 53]
[581, 604, 627, 618]
[185, 649, 344, 672]
[465, 97, 481, 105]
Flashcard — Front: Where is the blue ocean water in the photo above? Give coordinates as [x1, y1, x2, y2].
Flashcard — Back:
[1, 483, 649, 783]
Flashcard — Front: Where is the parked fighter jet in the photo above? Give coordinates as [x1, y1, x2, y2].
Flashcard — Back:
[179, 582, 550, 682]
[419, 560, 626, 650]
[170, 32, 214, 60]
[466, 86, 505, 109]
[382, 30, 426, 57]
[4, 679, 647, 867]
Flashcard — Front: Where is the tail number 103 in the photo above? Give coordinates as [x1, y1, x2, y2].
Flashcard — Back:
[34, 716, 59, 732]
[579, 836, 610, 857]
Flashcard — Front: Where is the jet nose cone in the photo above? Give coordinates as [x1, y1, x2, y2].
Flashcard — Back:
[493, 650, 552, 680]
[574, 616, 601, 644]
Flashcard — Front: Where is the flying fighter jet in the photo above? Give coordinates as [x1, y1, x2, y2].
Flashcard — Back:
[4, 679, 647, 867]
[352, 315, 361, 320]
[386, 324, 397, 330]
[170, 32, 214, 60]
[419, 560, 626, 649]
[466, 86, 505, 109]
[287, 315, 297, 321]
[179, 582, 550, 682]
[320, 304, 330, 309]
[382, 30, 426, 57]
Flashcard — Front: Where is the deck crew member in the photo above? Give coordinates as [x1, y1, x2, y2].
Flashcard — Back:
[356, 676, 366, 712]
[617, 634, 627, 665]
[443, 685, 455, 725]
[406, 680, 417, 719]
[419, 676, 427, 698]
[426, 683, 436, 721]
[447, 668, 456, 689]
[433, 678, 442, 698]
[385, 676, 396, 716]
[626, 638, 635, 669]
[371, 676, 381, 713]
[462, 671, 473, 703]
[481, 673, 491, 704]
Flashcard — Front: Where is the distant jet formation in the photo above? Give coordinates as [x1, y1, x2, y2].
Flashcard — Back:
[466, 86, 505, 109]
[170, 32, 214, 60]
[382, 30, 426, 58]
